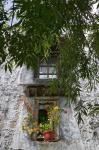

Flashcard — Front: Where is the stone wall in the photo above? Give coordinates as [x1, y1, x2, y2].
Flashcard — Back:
[79, 81, 99, 150]
[0, 66, 23, 150]
[0, 66, 99, 150]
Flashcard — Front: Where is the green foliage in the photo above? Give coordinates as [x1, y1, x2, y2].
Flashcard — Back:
[40, 123, 52, 132]
[0, 0, 99, 102]
[39, 105, 60, 131]
[49, 80, 59, 95]
[89, 103, 99, 115]
[22, 113, 39, 138]
[0, 0, 8, 64]
[75, 100, 88, 124]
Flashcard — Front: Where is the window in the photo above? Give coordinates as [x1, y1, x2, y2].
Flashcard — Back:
[38, 109, 48, 123]
[24, 86, 60, 141]
[38, 57, 58, 79]
[34, 44, 59, 79]
[39, 64, 57, 79]
[35, 97, 58, 124]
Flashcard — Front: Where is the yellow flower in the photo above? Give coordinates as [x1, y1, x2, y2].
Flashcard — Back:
[28, 129, 33, 135]
[40, 123, 42, 127]
[53, 106, 59, 111]
[33, 121, 37, 126]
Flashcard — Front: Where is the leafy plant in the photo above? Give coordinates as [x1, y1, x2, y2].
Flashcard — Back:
[48, 105, 60, 129]
[22, 113, 39, 138]
[75, 100, 88, 125]
[40, 123, 52, 132]
[89, 104, 99, 116]
[39, 105, 60, 132]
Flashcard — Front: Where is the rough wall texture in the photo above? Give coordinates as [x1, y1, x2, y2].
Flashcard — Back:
[0, 66, 99, 150]
[0, 66, 23, 150]
[79, 82, 99, 150]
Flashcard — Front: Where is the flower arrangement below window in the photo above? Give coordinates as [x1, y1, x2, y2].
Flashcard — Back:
[22, 105, 60, 141]
[22, 114, 39, 140]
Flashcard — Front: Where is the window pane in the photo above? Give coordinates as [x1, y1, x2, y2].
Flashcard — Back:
[49, 67, 56, 74]
[39, 67, 47, 74]
[39, 75, 47, 79]
[49, 75, 57, 79]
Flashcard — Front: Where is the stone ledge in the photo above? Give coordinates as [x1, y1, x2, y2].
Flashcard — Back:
[11, 140, 84, 150]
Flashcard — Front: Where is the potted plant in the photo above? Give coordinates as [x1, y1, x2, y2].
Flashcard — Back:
[48, 105, 60, 131]
[39, 105, 60, 141]
[40, 122, 56, 141]
[22, 113, 39, 140]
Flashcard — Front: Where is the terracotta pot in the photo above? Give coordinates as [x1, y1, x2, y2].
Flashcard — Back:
[43, 131, 56, 141]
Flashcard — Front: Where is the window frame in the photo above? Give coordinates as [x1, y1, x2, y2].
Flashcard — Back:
[39, 63, 57, 79]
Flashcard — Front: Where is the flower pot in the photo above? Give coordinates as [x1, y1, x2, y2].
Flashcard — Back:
[43, 131, 56, 141]
[30, 133, 37, 141]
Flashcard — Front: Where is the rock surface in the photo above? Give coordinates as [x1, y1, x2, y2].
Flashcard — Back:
[0, 66, 23, 150]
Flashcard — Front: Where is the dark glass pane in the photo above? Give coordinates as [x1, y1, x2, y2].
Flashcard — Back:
[38, 109, 48, 123]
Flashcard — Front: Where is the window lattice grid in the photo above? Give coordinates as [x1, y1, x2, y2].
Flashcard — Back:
[39, 64, 57, 79]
